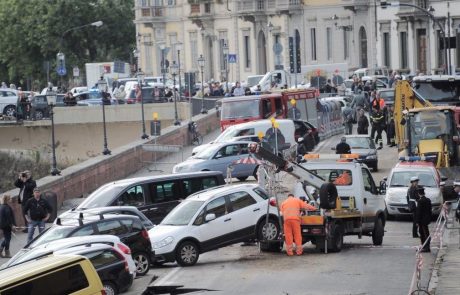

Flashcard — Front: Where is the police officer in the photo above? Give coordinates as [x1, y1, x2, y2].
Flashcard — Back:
[385, 104, 396, 147]
[415, 187, 432, 252]
[23, 188, 52, 244]
[335, 137, 351, 154]
[406, 176, 420, 238]
[370, 106, 385, 149]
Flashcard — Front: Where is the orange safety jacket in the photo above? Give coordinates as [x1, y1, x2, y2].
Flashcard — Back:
[281, 197, 316, 221]
[373, 98, 385, 110]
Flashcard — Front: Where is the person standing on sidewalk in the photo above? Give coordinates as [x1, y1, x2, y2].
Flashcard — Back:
[280, 193, 316, 256]
[415, 187, 432, 252]
[407, 176, 420, 238]
[14, 170, 36, 233]
[0, 195, 16, 258]
[23, 188, 52, 244]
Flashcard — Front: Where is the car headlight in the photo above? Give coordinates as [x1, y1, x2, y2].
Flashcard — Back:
[153, 236, 174, 249]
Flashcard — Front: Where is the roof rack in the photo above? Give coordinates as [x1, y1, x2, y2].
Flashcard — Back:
[56, 211, 106, 226]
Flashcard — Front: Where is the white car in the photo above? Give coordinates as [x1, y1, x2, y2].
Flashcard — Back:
[2, 235, 137, 278]
[0, 88, 17, 117]
[149, 184, 280, 266]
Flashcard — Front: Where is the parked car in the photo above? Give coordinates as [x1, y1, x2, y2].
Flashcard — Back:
[0, 88, 17, 117]
[2, 235, 136, 278]
[377, 89, 395, 106]
[126, 85, 167, 104]
[149, 184, 280, 266]
[337, 135, 379, 171]
[76, 90, 116, 106]
[29, 94, 66, 120]
[55, 243, 134, 295]
[174, 141, 259, 181]
[383, 161, 445, 218]
[72, 171, 225, 225]
[26, 214, 153, 276]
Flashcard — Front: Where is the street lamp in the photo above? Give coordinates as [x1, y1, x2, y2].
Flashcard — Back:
[176, 42, 183, 103]
[137, 69, 149, 139]
[222, 43, 229, 94]
[197, 54, 206, 114]
[159, 43, 167, 94]
[170, 61, 180, 126]
[98, 77, 111, 155]
[46, 88, 60, 176]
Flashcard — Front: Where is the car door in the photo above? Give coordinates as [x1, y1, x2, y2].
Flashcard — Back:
[147, 180, 183, 224]
[361, 167, 381, 230]
[226, 191, 261, 240]
[210, 144, 243, 176]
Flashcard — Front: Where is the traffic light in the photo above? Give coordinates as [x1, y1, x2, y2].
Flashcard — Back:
[289, 37, 294, 74]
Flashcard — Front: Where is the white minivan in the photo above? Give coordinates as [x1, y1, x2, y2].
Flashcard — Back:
[192, 119, 297, 156]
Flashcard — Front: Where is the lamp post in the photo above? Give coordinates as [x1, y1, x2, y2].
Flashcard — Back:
[171, 61, 180, 126]
[46, 88, 60, 176]
[98, 77, 111, 155]
[137, 69, 149, 139]
[197, 54, 206, 114]
[176, 42, 183, 102]
[222, 43, 229, 94]
[160, 43, 167, 95]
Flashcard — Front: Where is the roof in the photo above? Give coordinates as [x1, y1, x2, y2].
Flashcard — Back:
[187, 183, 259, 201]
[57, 213, 138, 226]
[395, 161, 436, 169]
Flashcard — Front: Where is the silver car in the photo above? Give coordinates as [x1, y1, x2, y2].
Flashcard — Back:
[173, 141, 258, 181]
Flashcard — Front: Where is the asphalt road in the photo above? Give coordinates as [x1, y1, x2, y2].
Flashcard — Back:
[125, 128, 437, 295]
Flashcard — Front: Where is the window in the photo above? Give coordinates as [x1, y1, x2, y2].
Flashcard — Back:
[86, 250, 120, 268]
[382, 32, 391, 67]
[183, 177, 218, 197]
[204, 2, 211, 13]
[253, 187, 270, 200]
[96, 220, 127, 235]
[343, 30, 349, 59]
[190, 32, 198, 70]
[311, 169, 352, 186]
[229, 191, 257, 211]
[326, 27, 332, 60]
[202, 177, 218, 189]
[121, 218, 143, 232]
[140, 0, 149, 6]
[215, 144, 242, 158]
[3, 265, 89, 295]
[167, 0, 175, 5]
[400, 31, 408, 69]
[190, 4, 200, 13]
[244, 33, 251, 69]
[362, 168, 376, 193]
[262, 99, 272, 118]
[72, 225, 95, 237]
[274, 97, 283, 114]
[311, 28, 317, 61]
[117, 185, 145, 206]
[205, 197, 227, 218]
[151, 181, 180, 203]
[436, 30, 443, 68]
[141, 8, 150, 17]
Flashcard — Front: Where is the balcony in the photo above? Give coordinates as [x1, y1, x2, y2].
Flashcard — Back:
[342, 0, 370, 12]
[188, 2, 214, 27]
[137, 6, 166, 23]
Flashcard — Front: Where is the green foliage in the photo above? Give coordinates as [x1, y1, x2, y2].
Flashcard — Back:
[0, 0, 135, 89]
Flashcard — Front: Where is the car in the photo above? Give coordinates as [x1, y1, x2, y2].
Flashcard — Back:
[244, 75, 265, 88]
[0, 88, 17, 117]
[26, 214, 153, 276]
[340, 135, 379, 171]
[293, 119, 320, 146]
[73, 171, 225, 224]
[1, 235, 136, 278]
[55, 243, 134, 295]
[383, 161, 444, 218]
[29, 94, 66, 120]
[174, 141, 259, 182]
[75, 90, 117, 106]
[361, 75, 389, 89]
[58, 206, 154, 229]
[149, 184, 280, 266]
[377, 89, 394, 106]
[126, 85, 167, 104]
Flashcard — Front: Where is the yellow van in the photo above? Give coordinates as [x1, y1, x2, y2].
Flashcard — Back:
[0, 254, 104, 295]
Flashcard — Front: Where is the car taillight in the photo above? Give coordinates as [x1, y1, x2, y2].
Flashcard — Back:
[269, 197, 277, 207]
[141, 229, 149, 240]
[101, 290, 107, 295]
[117, 243, 131, 255]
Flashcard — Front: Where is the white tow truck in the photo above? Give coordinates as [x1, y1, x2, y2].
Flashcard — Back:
[249, 143, 387, 253]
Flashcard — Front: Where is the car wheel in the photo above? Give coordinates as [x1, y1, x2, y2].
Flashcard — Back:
[4, 105, 16, 117]
[133, 251, 150, 276]
[258, 217, 282, 252]
[237, 176, 248, 182]
[34, 110, 44, 120]
[319, 182, 338, 209]
[372, 218, 384, 246]
[102, 281, 118, 295]
[329, 223, 344, 252]
[175, 241, 199, 266]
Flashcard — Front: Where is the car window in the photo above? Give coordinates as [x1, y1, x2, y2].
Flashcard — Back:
[228, 191, 257, 211]
[253, 187, 270, 200]
[86, 249, 120, 268]
[117, 185, 145, 206]
[313, 169, 352, 186]
[96, 220, 127, 235]
[202, 177, 218, 189]
[182, 179, 203, 197]
[120, 218, 143, 232]
[151, 181, 180, 203]
[28, 226, 75, 248]
[72, 225, 95, 237]
[362, 168, 377, 193]
[205, 196, 227, 218]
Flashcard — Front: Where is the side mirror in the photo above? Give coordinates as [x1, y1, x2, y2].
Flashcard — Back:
[205, 213, 216, 222]
[379, 180, 387, 195]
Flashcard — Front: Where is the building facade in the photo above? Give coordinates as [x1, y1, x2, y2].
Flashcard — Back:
[134, 0, 377, 83]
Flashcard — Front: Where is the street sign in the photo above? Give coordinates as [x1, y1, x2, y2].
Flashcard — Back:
[228, 54, 237, 63]
[113, 61, 125, 73]
[73, 67, 79, 77]
[57, 67, 67, 76]
[161, 59, 170, 68]
[56, 52, 66, 76]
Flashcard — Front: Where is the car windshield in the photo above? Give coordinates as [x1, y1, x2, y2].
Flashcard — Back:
[414, 80, 460, 104]
[379, 91, 394, 102]
[214, 126, 255, 144]
[409, 111, 452, 151]
[193, 145, 218, 160]
[310, 169, 352, 186]
[161, 200, 205, 226]
[28, 226, 75, 248]
[77, 184, 124, 209]
[346, 137, 375, 149]
[390, 171, 437, 188]
[221, 99, 260, 119]
[247, 76, 263, 87]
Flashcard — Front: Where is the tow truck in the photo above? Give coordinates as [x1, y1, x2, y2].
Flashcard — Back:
[249, 143, 387, 253]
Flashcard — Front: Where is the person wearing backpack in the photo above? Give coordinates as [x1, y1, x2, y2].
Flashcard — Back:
[23, 188, 52, 244]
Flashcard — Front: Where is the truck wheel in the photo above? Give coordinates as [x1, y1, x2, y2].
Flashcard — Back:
[258, 218, 282, 252]
[319, 182, 338, 209]
[315, 237, 326, 252]
[329, 224, 344, 253]
[372, 218, 384, 246]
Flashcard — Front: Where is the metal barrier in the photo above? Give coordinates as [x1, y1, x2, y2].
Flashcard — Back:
[141, 144, 184, 172]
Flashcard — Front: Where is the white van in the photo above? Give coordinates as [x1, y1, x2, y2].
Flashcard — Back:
[192, 119, 296, 156]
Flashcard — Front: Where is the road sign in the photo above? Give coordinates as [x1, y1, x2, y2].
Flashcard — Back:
[73, 67, 79, 77]
[228, 54, 237, 64]
[57, 67, 67, 76]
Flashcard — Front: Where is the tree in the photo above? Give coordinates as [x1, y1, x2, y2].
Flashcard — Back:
[0, 0, 135, 90]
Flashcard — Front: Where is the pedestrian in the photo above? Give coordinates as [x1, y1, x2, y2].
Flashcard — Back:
[23, 187, 52, 244]
[296, 137, 308, 162]
[232, 81, 245, 96]
[280, 193, 316, 256]
[335, 136, 351, 154]
[415, 187, 432, 252]
[385, 104, 396, 147]
[407, 176, 420, 238]
[342, 104, 354, 135]
[370, 106, 384, 149]
[14, 170, 36, 233]
[0, 195, 16, 258]
[357, 109, 369, 135]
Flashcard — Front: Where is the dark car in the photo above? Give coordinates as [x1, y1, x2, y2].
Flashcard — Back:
[377, 89, 395, 106]
[56, 243, 133, 295]
[29, 94, 66, 120]
[127, 86, 167, 104]
[293, 119, 320, 146]
[27, 214, 153, 276]
[344, 135, 378, 171]
[74, 171, 225, 225]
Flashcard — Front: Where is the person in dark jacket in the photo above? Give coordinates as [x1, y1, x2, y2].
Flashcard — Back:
[14, 170, 36, 232]
[415, 187, 432, 252]
[370, 107, 384, 149]
[357, 109, 369, 135]
[23, 187, 52, 244]
[335, 137, 351, 154]
[0, 195, 16, 258]
[407, 176, 420, 238]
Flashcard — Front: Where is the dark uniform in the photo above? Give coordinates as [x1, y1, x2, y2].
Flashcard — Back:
[407, 183, 420, 238]
[357, 113, 369, 135]
[385, 106, 396, 146]
[370, 109, 385, 148]
[415, 188, 432, 252]
[335, 141, 351, 154]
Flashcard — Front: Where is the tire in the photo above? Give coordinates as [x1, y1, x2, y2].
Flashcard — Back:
[175, 241, 199, 266]
[237, 176, 248, 182]
[319, 182, 338, 209]
[257, 217, 282, 252]
[34, 110, 44, 120]
[372, 218, 384, 246]
[329, 223, 344, 252]
[3, 105, 16, 117]
[315, 237, 326, 252]
[102, 281, 118, 295]
[132, 251, 150, 276]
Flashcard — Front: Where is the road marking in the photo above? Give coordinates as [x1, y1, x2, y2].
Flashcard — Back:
[154, 267, 181, 286]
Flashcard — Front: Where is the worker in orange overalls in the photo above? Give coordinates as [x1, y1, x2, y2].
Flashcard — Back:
[333, 171, 352, 185]
[280, 193, 316, 256]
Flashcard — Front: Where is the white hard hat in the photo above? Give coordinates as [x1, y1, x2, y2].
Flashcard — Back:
[410, 176, 419, 182]
[297, 137, 304, 143]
